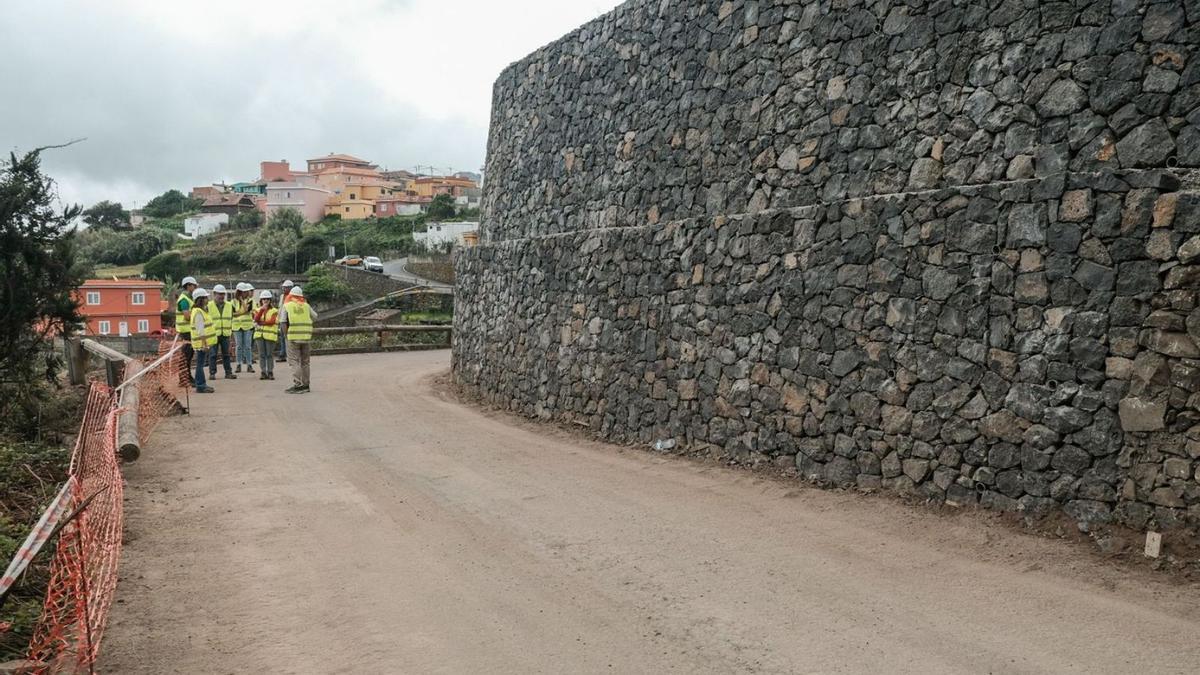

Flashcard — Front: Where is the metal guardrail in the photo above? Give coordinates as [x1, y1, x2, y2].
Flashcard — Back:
[310, 324, 451, 355]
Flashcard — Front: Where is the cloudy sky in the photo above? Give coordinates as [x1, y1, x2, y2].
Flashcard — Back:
[0, 0, 622, 210]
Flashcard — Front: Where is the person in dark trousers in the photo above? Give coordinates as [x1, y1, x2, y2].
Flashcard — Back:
[208, 284, 237, 380]
[177, 276, 198, 383]
[189, 288, 215, 393]
[276, 279, 294, 363]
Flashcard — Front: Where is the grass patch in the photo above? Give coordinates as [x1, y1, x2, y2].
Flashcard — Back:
[94, 262, 145, 278]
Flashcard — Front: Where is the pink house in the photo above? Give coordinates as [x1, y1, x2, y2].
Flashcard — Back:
[265, 182, 332, 223]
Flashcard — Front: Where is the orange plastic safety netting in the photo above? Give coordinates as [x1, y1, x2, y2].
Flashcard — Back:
[21, 339, 187, 674]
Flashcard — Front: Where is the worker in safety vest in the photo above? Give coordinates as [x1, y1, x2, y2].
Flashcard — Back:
[176, 276, 198, 381]
[189, 288, 216, 393]
[276, 279, 294, 363]
[253, 290, 278, 380]
[208, 284, 237, 380]
[280, 285, 316, 393]
[232, 282, 256, 374]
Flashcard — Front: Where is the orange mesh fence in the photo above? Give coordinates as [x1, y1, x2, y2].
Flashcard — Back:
[19, 338, 187, 674]
[138, 339, 189, 443]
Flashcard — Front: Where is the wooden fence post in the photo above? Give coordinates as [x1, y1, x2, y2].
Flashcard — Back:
[65, 336, 87, 386]
[116, 360, 142, 462]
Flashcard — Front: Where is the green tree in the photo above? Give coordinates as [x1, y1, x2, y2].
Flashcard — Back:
[143, 189, 201, 218]
[81, 199, 131, 229]
[77, 225, 176, 266]
[0, 150, 82, 394]
[267, 206, 304, 235]
[143, 250, 186, 282]
[241, 227, 298, 271]
[301, 264, 350, 302]
[427, 193, 455, 220]
[231, 209, 263, 229]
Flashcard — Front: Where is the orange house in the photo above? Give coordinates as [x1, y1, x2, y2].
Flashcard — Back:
[76, 279, 167, 336]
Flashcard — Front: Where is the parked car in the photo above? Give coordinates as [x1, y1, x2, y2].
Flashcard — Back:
[363, 256, 384, 273]
[335, 255, 364, 267]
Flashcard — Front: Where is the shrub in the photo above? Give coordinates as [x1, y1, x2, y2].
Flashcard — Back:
[143, 250, 185, 282]
[302, 264, 351, 302]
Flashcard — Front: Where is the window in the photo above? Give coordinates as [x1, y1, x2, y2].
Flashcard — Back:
[98, 320, 111, 335]
[350, 193, 356, 200]
[286, 191, 291, 199]
[131, 292, 145, 305]
[344, 206, 350, 213]
[137, 319, 150, 333]
[86, 291, 101, 305]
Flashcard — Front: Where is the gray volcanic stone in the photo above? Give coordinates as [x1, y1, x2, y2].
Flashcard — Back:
[458, 0, 1200, 534]
[1116, 120, 1175, 168]
[1037, 80, 1088, 117]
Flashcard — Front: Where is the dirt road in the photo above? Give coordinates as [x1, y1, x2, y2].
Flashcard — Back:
[103, 351, 1200, 674]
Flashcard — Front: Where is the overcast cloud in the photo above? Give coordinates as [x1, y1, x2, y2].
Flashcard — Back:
[0, 0, 622, 209]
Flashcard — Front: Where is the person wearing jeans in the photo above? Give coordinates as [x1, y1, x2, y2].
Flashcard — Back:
[276, 280, 294, 363]
[253, 290, 278, 380]
[189, 288, 215, 393]
[232, 282, 256, 374]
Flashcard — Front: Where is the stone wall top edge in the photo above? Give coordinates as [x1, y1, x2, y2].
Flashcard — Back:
[491, 0, 649, 93]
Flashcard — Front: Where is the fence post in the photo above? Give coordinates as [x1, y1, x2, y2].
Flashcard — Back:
[116, 360, 142, 462]
[65, 336, 87, 386]
[104, 360, 121, 388]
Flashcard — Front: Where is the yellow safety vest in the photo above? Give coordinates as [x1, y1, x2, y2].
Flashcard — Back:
[175, 293, 193, 336]
[211, 301, 234, 337]
[189, 306, 216, 349]
[232, 298, 255, 331]
[254, 307, 279, 342]
[283, 300, 313, 342]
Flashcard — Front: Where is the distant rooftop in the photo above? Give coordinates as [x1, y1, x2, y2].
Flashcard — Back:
[82, 279, 164, 288]
[308, 153, 372, 165]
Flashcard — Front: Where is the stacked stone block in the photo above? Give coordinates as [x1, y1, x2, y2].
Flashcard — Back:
[457, 0, 1200, 529]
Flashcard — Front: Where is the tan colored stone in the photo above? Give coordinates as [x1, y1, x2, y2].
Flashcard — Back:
[1058, 189, 1092, 222]
[931, 137, 945, 161]
[1153, 193, 1178, 228]
[782, 384, 808, 414]
[826, 76, 847, 100]
[1019, 249, 1043, 272]
[830, 105, 850, 126]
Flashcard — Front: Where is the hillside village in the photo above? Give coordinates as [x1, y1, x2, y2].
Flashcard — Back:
[63, 153, 480, 339]
[180, 153, 481, 237]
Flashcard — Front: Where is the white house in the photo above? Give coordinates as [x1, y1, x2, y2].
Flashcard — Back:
[183, 212, 228, 238]
[414, 222, 479, 248]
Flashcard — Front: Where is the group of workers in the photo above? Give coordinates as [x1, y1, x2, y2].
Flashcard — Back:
[174, 277, 318, 394]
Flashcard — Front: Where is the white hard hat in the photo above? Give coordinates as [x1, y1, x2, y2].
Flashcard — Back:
[212, 284, 227, 294]
[236, 282, 253, 292]
[290, 286, 304, 297]
[259, 290, 273, 300]
[282, 279, 294, 288]
[192, 287, 210, 298]
[181, 276, 197, 286]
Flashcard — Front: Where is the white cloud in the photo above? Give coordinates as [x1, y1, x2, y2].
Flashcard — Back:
[0, 0, 623, 208]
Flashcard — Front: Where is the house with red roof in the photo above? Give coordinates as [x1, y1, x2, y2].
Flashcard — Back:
[76, 279, 167, 336]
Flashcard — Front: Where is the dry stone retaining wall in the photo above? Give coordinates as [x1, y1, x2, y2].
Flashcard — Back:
[456, 0, 1200, 530]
